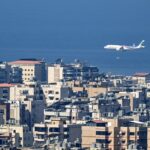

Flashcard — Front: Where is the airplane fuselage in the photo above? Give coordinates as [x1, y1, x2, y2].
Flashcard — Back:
[104, 40, 145, 51]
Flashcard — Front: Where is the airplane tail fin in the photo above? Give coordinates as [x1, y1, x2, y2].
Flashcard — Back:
[138, 40, 145, 48]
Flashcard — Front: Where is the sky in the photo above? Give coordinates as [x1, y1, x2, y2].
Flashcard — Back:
[0, 0, 150, 74]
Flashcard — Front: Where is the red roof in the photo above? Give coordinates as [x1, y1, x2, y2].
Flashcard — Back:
[134, 72, 150, 77]
[8, 60, 43, 65]
[0, 83, 15, 87]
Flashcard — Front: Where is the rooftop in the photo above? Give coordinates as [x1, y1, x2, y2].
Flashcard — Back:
[0, 83, 15, 87]
[134, 72, 150, 77]
[8, 59, 44, 65]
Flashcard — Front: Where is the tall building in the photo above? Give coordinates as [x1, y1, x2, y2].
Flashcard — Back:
[8, 59, 46, 83]
[48, 64, 64, 83]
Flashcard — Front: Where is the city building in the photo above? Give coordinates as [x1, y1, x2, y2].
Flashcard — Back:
[0, 62, 10, 83]
[41, 82, 70, 106]
[0, 100, 10, 124]
[0, 124, 33, 148]
[48, 61, 99, 83]
[8, 59, 46, 83]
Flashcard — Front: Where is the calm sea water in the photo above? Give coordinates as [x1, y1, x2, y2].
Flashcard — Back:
[0, 0, 150, 75]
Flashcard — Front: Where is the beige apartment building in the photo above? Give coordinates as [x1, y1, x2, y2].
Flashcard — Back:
[41, 82, 70, 106]
[82, 120, 118, 150]
[8, 59, 46, 83]
[33, 118, 64, 145]
[81, 120, 150, 150]
[0, 83, 15, 100]
[9, 81, 43, 101]
[0, 124, 33, 147]
[48, 64, 64, 83]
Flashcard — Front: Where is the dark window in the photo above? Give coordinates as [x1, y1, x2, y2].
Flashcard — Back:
[129, 132, 135, 135]
[22, 90, 28, 95]
[64, 128, 69, 132]
[128, 140, 134, 144]
[35, 127, 47, 132]
[48, 91, 54, 94]
[96, 139, 110, 144]
[96, 131, 110, 135]
[2, 89, 8, 93]
[96, 123, 106, 127]
[49, 128, 60, 132]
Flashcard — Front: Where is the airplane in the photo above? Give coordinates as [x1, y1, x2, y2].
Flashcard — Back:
[104, 40, 145, 51]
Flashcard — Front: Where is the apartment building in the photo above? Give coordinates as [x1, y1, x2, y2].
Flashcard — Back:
[81, 120, 117, 150]
[0, 83, 15, 100]
[0, 62, 22, 83]
[41, 82, 70, 106]
[9, 100, 26, 125]
[23, 98, 45, 129]
[8, 59, 46, 83]
[9, 81, 43, 101]
[0, 100, 10, 124]
[33, 118, 64, 146]
[0, 62, 10, 83]
[133, 73, 150, 85]
[47, 62, 99, 83]
[81, 119, 150, 150]
[0, 124, 33, 147]
[48, 64, 64, 83]
[33, 117, 82, 147]
[9, 66, 22, 83]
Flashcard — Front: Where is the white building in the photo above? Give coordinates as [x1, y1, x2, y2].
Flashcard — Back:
[41, 82, 70, 106]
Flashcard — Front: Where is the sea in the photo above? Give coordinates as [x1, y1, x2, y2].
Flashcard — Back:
[0, 0, 150, 75]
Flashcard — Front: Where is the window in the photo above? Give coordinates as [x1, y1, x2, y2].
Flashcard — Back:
[129, 132, 135, 135]
[96, 123, 106, 127]
[64, 128, 69, 132]
[49, 128, 60, 132]
[2, 89, 8, 93]
[49, 97, 54, 100]
[35, 127, 47, 132]
[22, 90, 28, 95]
[96, 139, 110, 144]
[48, 91, 54, 94]
[96, 131, 110, 135]
[128, 140, 134, 144]
[55, 92, 59, 94]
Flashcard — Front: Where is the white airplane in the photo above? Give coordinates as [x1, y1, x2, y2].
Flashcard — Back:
[104, 40, 145, 51]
